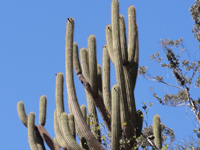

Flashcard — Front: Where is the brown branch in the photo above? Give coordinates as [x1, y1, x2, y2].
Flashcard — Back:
[145, 73, 200, 124]
[77, 74, 111, 132]
[37, 125, 61, 150]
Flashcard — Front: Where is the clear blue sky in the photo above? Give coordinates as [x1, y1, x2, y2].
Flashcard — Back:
[0, 0, 198, 149]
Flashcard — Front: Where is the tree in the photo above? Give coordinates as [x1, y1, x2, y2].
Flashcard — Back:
[190, 0, 200, 42]
[138, 0, 200, 148]
[17, 0, 164, 149]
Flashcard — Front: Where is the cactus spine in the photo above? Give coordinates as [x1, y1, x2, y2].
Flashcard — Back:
[17, 0, 146, 149]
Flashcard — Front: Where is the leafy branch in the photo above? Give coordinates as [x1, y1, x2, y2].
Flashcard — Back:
[139, 38, 200, 125]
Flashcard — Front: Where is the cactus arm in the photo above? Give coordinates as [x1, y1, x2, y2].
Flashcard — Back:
[55, 72, 65, 115]
[17, 101, 53, 150]
[28, 112, 39, 150]
[111, 0, 132, 143]
[80, 48, 90, 81]
[55, 72, 66, 139]
[102, 46, 111, 114]
[105, 25, 115, 64]
[54, 110, 69, 149]
[80, 46, 100, 141]
[111, 85, 121, 150]
[153, 115, 162, 149]
[111, 0, 121, 60]
[17, 101, 28, 127]
[39, 95, 47, 126]
[80, 48, 94, 122]
[88, 35, 98, 98]
[130, 26, 139, 91]
[60, 113, 84, 150]
[80, 48, 94, 118]
[119, 15, 128, 65]
[128, 5, 137, 67]
[73, 42, 82, 75]
[65, 18, 106, 150]
[68, 113, 76, 139]
[79, 48, 111, 132]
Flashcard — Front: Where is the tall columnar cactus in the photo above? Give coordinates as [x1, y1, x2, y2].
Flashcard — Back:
[153, 115, 162, 149]
[17, 0, 146, 149]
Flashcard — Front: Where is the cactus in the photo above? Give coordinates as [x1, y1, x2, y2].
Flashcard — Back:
[17, 97, 47, 150]
[111, 85, 121, 150]
[16, 0, 148, 149]
[153, 114, 162, 149]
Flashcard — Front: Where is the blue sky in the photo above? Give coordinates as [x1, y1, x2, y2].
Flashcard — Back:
[0, 0, 199, 149]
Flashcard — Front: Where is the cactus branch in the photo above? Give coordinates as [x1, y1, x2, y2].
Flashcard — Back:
[119, 15, 128, 65]
[111, 0, 132, 144]
[153, 115, 162, 149]
[39, 95, 47, 126]
[102, 46, 111, 114]
[128, 5, 137, 67]
[65, 18, 106, 150]
[28, 112, 39, 150]
[111, 85, 121, 150]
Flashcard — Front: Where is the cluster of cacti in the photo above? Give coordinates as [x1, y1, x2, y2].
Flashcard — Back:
[17, 0, 163, 149]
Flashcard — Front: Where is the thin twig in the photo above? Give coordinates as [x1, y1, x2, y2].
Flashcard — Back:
[142, 76, 184, 90]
